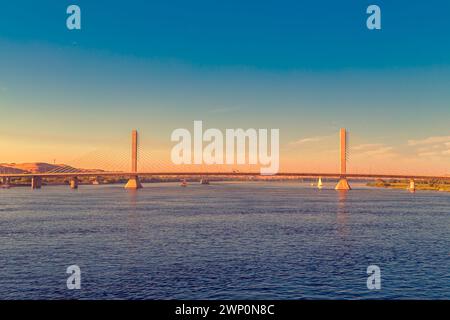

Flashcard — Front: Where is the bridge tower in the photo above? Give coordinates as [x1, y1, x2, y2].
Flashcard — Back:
[335, 128, 351, 190]
[125, 129, 143, 189]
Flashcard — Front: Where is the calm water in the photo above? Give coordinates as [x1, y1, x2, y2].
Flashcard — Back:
[0, 182, 449, 299]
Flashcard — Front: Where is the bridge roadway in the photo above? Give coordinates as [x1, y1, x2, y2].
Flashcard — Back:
[1, 172, 450, 180]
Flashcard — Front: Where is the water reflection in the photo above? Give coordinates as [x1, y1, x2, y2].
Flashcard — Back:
[126, 189, 141, 245]
[336, 190, 350, 237]
[127, 189, 139, 208]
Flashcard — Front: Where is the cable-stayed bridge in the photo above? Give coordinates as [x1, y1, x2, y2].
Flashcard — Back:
[1, 129, 449, 191]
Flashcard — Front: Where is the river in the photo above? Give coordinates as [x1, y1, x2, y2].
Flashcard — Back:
[1, 182, 449, 299]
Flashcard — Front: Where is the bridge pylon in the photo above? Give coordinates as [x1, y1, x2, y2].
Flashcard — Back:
[335, 128, 351, 191]
[125, 129, 143, 190]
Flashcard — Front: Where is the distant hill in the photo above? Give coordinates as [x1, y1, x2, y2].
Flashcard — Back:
[0, 165, 27, 174]
[0, 162, 98, 174]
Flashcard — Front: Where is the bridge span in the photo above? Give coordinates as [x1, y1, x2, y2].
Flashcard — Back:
[1, 171, 449, 192]
[1, 171, 450, 180]
[1, 129, 449, 192]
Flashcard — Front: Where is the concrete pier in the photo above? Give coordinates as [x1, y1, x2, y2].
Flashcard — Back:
[31, 176, 42, 189]
[335, 178, 351, 190]
[408, 179, 416, 193]
[1, 177, 11, 188]
[70, 177, 79, 189]
[125, 176, 142, 189]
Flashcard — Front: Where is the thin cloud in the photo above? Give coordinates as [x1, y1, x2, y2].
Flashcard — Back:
[408, 136, 450, 146]
[418, 151, 440, 157]
[418, 149, 450, 157]
[364, 146, 394, 156]
[408, 135, 450, 158]
[352, 143, 384, 151]
[289, 136, 325, 146]
[352, 143, 394, 156]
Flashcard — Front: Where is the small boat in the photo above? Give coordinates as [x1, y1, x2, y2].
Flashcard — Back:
[317, 177, 323, 189]
[200, 178, 210, 185]
[180, 179, 187, 187]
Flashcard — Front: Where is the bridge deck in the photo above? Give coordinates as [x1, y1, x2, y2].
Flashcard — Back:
[1, 172, 450, 180]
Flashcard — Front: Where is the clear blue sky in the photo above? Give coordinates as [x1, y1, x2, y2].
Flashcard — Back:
[1, 1, 449, 69]
[0, 0, 450, 173]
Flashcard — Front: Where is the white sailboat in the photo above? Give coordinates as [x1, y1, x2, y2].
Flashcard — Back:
[317, 177, 323, 189]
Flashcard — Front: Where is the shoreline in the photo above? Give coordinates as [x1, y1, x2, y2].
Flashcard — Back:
[367, 179, 450, 193]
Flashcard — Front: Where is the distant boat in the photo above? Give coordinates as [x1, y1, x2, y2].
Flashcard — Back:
[200, 178, 210, 185]
[317, 177, 323, 189]
[180, 179, 187, 187]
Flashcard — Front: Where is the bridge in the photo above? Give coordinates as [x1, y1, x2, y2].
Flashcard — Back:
[1, 129, 449, 191]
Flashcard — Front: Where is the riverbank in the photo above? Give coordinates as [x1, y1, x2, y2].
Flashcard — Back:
[367, 179, 450, 192]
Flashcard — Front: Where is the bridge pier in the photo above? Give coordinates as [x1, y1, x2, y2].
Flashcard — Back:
[31, 176, 42, 189]
[335, 177, 351, 190]
[70, 177, 79, 189]
[125, 176, 142, 189]
[1, 177, 11, 188]
[408, 179, 416, 193]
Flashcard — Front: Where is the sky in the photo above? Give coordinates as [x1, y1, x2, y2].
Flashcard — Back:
[1, 0, 450, 174]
